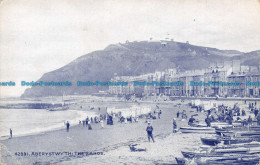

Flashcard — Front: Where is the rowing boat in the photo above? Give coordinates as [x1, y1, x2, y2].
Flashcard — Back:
[180, 127, 215, 134]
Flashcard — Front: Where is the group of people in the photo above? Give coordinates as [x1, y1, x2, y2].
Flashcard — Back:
[78, 115, 107, 130]
[247, 102, 260, 125]
[176, 110, 187, 119]
[203, 101, 260, 127]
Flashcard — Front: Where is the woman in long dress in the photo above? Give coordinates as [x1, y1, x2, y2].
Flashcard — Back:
[100, 120, 104, 128]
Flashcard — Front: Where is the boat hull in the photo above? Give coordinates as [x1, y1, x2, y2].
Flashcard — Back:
[180, 127, 215, 134]
[201, 137, 221, 146]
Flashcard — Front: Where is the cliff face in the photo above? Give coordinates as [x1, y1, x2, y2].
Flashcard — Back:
[21, 41, 260, 98]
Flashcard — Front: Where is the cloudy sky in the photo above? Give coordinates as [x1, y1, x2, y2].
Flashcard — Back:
[0, 0, 260, 97]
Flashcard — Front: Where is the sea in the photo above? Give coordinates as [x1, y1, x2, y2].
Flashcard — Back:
[0, 108, 97, 139]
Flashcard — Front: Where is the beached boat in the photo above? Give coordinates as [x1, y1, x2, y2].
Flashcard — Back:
[201, 137, 221, 146]
[214, 141, 260, 149]
[240, 131, 260, 137]
[214, 147, 248, 154]
[181, 151, 198, 158]
[223, 137, 260, 145]
[210, 122, 241, 128]
[180, 127, 215, 134]
[196, 155, 260, 165]
[210, 122, 232, 128]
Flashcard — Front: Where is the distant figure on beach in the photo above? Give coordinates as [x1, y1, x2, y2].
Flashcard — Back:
[242, 119, 248, 127]
[188, 116, 196, 126]
[226, 115, 233, 125]
[254, 109, 259, 118]
[248, 115, 253, 126]
[10, 128, 12, 139]
[88, 124, 92, 130]
[86, 117, 89, 125]
[146, 122, 155, 143]
[181, 110, 187, 119]
[242, 109, 246, 116]
[173, 119, 177, 133]
[100, 120, 104, 128]
[158, 110, 162, 119]
[79, 120, 81, 125]
[205, 116, 211, 127]
[257, 114, 260, 126]
[66, 121, 70, 132]
[177, 111, 180, 118]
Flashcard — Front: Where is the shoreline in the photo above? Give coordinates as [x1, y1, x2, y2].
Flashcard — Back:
[0, 109, 98, 140]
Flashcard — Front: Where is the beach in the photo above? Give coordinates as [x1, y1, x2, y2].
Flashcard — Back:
[0, 98, 258, 165]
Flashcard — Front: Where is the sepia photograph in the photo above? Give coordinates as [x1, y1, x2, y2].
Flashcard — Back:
[0, 0, 260, 164]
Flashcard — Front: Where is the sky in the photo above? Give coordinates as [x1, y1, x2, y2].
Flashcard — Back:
[0, 0, 260, 97]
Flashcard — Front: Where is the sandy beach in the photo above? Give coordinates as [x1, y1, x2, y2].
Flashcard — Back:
[0, 98, 258, 165]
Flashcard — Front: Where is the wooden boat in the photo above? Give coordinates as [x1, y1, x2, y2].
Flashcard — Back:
[183, 147, 260, 159]
[197, 155, 260, 165]
[223, 137, 260, 145]
[180, 127, 215, 134]
[201, 137, 221, 146]
[210, 122, 241, 128]
[214, 147, 248, 154]
[240, 131, 260, 137]
[181, 151, 200, 158]
[214, 141, 260, 149]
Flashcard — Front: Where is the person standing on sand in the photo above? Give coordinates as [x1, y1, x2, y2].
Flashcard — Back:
[66, 121, 70, 132]
[100, 120, 104, 128]
[257, 114, 260, 126]
[10, 128, 12, 139]
[173, 119, 177, 133]
[205, 116, 211, 127]
[86, 117, 89, 125]
[248, 115, 253, 126]
[146, 122, 155, 143]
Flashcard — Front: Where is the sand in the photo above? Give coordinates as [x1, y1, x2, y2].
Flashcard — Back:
[0, 99, 254, 165]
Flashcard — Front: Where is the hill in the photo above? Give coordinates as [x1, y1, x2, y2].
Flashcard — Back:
[21, 41, 260, 98]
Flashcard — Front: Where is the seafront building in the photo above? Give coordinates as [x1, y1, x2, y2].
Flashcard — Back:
[108, 60, 260, 98]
